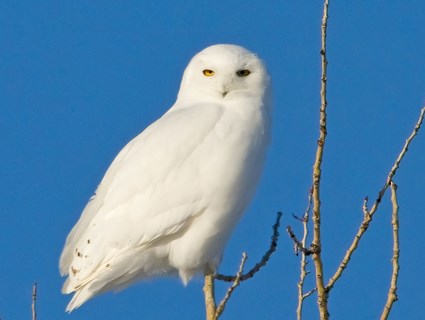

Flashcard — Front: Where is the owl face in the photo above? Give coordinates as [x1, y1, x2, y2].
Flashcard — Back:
[177, 44, 270, 102]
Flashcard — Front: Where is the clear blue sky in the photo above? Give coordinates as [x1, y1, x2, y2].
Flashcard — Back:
[1, 1, 424, 319]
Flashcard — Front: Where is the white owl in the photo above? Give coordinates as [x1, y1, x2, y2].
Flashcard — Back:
[59, 44, 272, 311]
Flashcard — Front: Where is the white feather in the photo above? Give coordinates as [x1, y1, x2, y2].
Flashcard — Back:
[59, 44, 272, 311]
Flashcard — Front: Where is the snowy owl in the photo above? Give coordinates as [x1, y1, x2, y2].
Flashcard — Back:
[59, 44, 272, 311]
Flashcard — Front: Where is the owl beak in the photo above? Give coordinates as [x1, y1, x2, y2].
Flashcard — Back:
[220, 78, 233, 98]
[221, 83, 231, 97]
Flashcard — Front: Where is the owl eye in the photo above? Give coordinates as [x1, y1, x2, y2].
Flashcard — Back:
[203, 69, 215, 77]
[236, 69, 251, 77]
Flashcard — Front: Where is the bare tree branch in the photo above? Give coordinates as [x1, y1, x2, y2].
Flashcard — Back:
[215, 253, 248, 319]
[32, 283, 37, 320]
[367, 107, 425, 217]
[311, 0, 330, 319]
[303, 287, 317, 299]
[215, 211, 282, 282]
[362, 196, 369, 219]
[204, 274, 216, 320]
[380, 182, 400, 320]
[326, 106, 425, 291]
[204, 212, 282, 319]
[296, 189, 314, 320]
[287, 226, 314, 256]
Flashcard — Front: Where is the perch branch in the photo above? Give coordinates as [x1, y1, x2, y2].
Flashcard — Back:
[215, 253, 248, 319]
[380, 182, 400, 320]
[311, 0, 330, 319]
[327, 106, 425, 291]
[204, 274, 217, 320]
[215, 211, 282, 282]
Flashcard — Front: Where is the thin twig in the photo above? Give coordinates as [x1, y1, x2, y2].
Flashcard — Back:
[296, 189, 313, 320]
[303, 287, 317, 299]
[366, 106, 425, 218]
[216, 211, 282, 282]
[362, 196, 369, 219]
[311, 0, 330, 319]
[204, 274, 216, 320]
[32, 282, 37, 320]
[380, 182, 400, 320]
[327, 106, 425, 291]
[206, 212, 282, 319]
[287, 226, 314, 255]
[215, 253, 248, 319]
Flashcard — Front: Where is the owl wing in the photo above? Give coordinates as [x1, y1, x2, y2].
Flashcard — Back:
[59, 103, 224, 289]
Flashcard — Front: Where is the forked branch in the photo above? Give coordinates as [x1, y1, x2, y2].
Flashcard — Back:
[326, 106, 425, 291]
[204, 211, 282, 319]
[215, 253, 248, 319]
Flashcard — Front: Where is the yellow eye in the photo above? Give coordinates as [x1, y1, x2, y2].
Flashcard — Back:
[203, 69, 215, 76]
[236, 69, 251, 77]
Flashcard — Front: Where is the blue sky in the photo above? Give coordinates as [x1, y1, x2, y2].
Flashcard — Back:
[1, 1, 424, 319]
